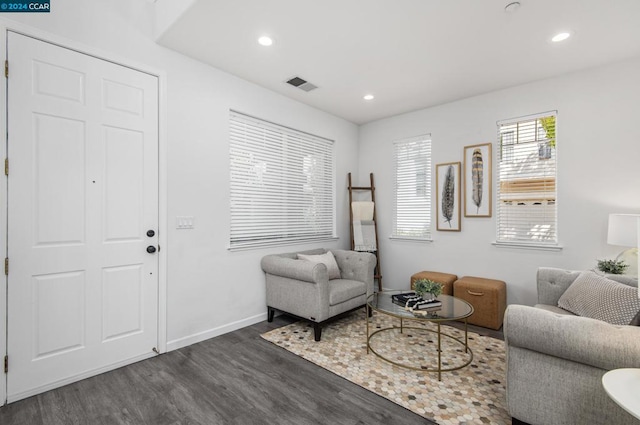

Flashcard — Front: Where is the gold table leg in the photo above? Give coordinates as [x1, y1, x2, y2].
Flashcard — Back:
[365, 306, 370, 353]
[437, 322, 442, 381]
[464, 318, 469, 353]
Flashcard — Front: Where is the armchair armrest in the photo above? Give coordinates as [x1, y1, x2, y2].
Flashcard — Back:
[504, 305, 640, 371]
[261, 255, 329, 283]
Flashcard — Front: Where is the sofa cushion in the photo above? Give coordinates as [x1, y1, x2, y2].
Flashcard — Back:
[557, 271, 640, 325]
[297, 251, 341, 279]
[328, 279, 366, 306]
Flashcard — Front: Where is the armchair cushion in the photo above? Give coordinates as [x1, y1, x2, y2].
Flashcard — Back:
[557, 270, 640, 325]
[328, 279, 366, 306]
[297, 251, 341, 279]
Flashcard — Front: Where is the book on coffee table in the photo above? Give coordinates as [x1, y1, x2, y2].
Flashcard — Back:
[391, 292, 418, 305]
[391, 292, 442, 309]
[412, 299, 442, 310]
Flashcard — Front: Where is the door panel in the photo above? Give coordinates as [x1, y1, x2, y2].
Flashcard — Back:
[103, 126, 143, 241]
[6, 32, 159, 402]
[102, 265, 143, 341]
[32, 59, 85, 103]
[33, 271, 86, 359]
[33, 113, 86, 245]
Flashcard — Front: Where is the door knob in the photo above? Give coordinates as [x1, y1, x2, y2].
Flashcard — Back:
[146, 246, 157, 254]
[147, 230, 155, 237]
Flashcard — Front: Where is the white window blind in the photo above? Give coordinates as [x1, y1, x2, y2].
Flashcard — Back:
[229, 111, 335, 249]
[392, 135, 432, 240]
[497, 112, 557, 246]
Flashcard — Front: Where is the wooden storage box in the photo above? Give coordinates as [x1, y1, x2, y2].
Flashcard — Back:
[410, 271, 457, 296]
[453, 276, 506, 330]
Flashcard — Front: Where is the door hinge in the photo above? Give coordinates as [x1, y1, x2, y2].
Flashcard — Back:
[4, 158, 8, 176]
[4, 60, 7, 78]
[4, 258, 8, 275]
[3, 355, 7, 374]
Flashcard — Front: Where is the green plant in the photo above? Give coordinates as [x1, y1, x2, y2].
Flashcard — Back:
[596, 259, 629, 274]
[539, 116, 556, 148]
[413, 279, 443, 298]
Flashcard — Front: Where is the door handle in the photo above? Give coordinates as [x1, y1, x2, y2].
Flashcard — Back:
[147, 230, 155, 237]
[146, 246, 157, 254]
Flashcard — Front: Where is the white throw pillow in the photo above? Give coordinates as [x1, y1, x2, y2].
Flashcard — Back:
[297, 251, 341, 280]
[557, 270, 640, 325]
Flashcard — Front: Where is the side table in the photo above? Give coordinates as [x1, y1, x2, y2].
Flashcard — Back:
[602, 368, 640, 420]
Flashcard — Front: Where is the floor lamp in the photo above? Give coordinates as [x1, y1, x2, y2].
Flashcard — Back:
[607, 213, 640, 277]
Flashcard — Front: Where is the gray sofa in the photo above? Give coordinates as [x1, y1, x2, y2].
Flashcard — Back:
[261, 248, 376, 341]
[504, 267, 640, 425]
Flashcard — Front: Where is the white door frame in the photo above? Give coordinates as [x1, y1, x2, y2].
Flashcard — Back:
[0, 19, 168, 405]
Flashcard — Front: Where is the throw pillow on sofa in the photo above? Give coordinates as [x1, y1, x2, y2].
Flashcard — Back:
[557, 270, 640, 325]
[297, 251, 341, 279]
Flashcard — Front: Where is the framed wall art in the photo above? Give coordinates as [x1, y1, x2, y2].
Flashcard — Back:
[463, 143, 492, 217]
[436, 162, 461, 231]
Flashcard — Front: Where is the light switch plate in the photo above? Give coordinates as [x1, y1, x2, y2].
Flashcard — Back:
[176, 216, 194, 229]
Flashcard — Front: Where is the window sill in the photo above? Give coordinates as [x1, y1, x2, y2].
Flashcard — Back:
[228, 236, 339, 252]
[492, 241, 563, 252]
[389, 236, 434, 243]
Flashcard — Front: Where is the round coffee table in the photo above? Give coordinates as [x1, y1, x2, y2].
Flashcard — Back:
[366, 290, 474, 380]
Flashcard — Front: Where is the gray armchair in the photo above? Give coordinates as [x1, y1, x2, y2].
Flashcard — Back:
[504, 268, 640, 425]
[261, 248, 376, 341]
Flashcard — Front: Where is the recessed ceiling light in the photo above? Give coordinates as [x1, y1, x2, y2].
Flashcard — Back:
[363, 94, 374, 100]
[258, 36, 273, 46]
[551, 32, 571, 42]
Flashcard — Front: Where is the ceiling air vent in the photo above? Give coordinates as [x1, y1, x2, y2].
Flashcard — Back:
[286, 76, 318, 92]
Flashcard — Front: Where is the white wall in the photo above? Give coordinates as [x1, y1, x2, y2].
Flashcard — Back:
[358, 57, 640, 305]
[1, 0, 359, 350]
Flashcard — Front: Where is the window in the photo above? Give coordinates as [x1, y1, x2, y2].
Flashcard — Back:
[497, 112, 557, 246]
[229, 111, 335, 249]
[392, 135, 432, 240]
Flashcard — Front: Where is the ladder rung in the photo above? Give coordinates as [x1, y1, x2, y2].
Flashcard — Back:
[350, 186, 374, 190]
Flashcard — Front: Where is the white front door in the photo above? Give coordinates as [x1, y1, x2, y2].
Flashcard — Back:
[6, 32, 159, 402]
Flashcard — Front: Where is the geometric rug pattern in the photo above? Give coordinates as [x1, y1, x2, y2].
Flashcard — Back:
[261, 309, 511, 425]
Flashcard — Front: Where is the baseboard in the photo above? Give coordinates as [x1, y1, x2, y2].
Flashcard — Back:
[166, 312, 268, 352]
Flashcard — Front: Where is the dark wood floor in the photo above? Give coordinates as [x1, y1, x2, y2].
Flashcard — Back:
[0, 314, 495, 425]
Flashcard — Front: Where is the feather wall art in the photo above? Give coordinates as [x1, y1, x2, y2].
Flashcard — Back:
[442, 165, 455, 227]
[436, 162, 461, 231]
[471, 148, 483, 213]
[464, 143, 492, 218]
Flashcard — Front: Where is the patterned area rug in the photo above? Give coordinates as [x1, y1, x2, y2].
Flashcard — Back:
[261, 309, 510, 425]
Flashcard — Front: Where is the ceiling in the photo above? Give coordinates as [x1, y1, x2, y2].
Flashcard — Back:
[157, 0, 640, 125]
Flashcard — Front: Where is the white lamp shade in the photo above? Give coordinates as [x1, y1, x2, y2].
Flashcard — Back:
[607, 214, 640, 247]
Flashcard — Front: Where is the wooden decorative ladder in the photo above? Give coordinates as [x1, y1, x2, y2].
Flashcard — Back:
[348, 172, 382, 291]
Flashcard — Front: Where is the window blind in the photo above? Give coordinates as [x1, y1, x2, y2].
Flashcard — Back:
[393, 135, 432, 240]
[497, 112, 557, 245]
[229, 111, 335, 249]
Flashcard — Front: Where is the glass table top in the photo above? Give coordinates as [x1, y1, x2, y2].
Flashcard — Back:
[367, 290, 474, 321]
